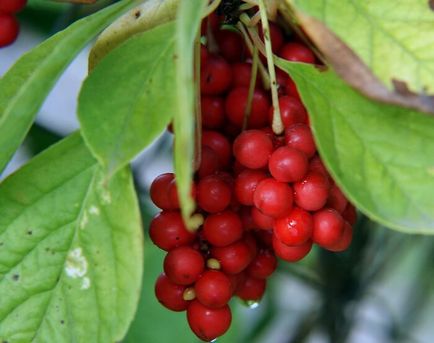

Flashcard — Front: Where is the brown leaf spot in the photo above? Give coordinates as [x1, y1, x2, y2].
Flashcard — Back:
[134, 10, 141, 19]
[429, 0, 434, 11]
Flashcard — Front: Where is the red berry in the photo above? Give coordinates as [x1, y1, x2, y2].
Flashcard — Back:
[155, 273, 189, 311]
[226, 87, 270, 128]
[216, 29, 245, 62]
[235, 276, 266, 301]
[268, 146, 309, 183]
[150, 173, 175, 210]
[280, 42, 316, 64]
[198, 146, 222, 178]
[253, 178, 293, 218]
[187, 300, 232, 341]
[233, 130, 273, 169]
[326, 184, 348, 213]
[234, 169, 267, 206]
[164, 246, 205, 285]
[149, 211, 195, 251]
[327, 221, 353, 252]
[195, 270, 232, 308]
[197, 175, 232, 213]
[244, 233, 259, 259]
[0, 0, 26, 14]
[285, 123, 316, 158]
[247, 249, 277, 279]
[342, 203, 357, 225]
[232, 62, 259, 88]
[201, 55, 232, 95]
[202, 130, 232, 167]
[309, 155, 329, 177]
[201, 96, 225, 129]
[168, 179, 196, 209]
[239, 206, 258, 230]
[269, 96, 307, 128]
[293, 171, 330, 211]
[274, 207, 313, 246]
[200, 45, 209, 66]
[259, 22, 284, 53]
[312, 208, 345, 248]
[0, 13, 19, 47]
[251, 206, 275, 230]
[211, 240, 252, 274]
[272, 235, 312, 262]
[286, 76, 301, 99]
[203, 210, 243, 247]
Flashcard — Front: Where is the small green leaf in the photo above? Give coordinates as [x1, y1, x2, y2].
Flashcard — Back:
[277, 59, 434, 234]
[0, 133, 143, 342]
[173, 0, 207, 229]
[0, 0, 134, 175]
[78, 22, 176, 175]
[292, 0, 434, 95]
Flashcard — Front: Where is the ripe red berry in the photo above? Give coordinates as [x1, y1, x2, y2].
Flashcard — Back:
[164, 246, 205, 285]
[203, 210, 243, 247]
[274, 207, 313, 246]
[312, 208, 345, 248]
[293, 171, 330, 211]
[211, 240, 253, 274]
[309, 155, 329, 177]
[225, 87, 270, 128]
[197, 175, 232, 213]
[268, 146, 309, 183]
[235, 276, 266, 301]
[215, 29, 245, 62]
[187, 300, 232, 341]
[247, 249, 277, 279]
[327, 221, 353, 252]
[232, 62, 259, 88]
[269, 96, 307, 128]
[285, 123, 316, 158]
[251, 206, 275, 230]
[198, 146, 221, 178]
[149, 211, 195, 251]
[233, 130, 273, 169]
[253, 178, 293, 218]
[155, 273, 189, 312]
[259, 22, 284, 53]
[272, 235, 312, 262]
[201, 55, 232, 95]
[168, 179, 196, 209]
[326, 184, 348, 213]
[202, 130, 232, 167]
[201, 96, 225, 129]
[234, 169, 267, 205]
[195, 270, 232, 308]
[0, 13, 19, 47]
[150, 173, 175, 210]
[200, 45, 209, 66]
[342, 203, 357, 225]
[280, 42, 316, 64]
[0, 0, 26, 13]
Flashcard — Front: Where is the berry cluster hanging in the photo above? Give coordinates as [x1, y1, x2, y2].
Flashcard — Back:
[0, 0, 26, 47]
[149, 7, 357, 342]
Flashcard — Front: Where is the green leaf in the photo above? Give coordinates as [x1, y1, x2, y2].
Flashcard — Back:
[173, 0, 207, 229]
[0, 0, 134, 175]
[291, 0, 434, 95]
[0, 133, 143, 342]
[276, 59, 434, 234]
[78, 22, 176, 175]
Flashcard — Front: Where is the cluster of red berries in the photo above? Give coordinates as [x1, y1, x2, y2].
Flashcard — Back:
[149, 12, 357, 342]
[0, 0, 26, 47]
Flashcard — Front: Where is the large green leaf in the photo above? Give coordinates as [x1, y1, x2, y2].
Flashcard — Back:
[276, 59, 434, 234]
[291, 0, 434, 95]
[78, 22, 176, 175]
[173, 0, 207, 229]
[0, 0, 134, 175]
[0, 133, 143, 342]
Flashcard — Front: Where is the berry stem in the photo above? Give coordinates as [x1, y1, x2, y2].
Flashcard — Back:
[203, 0, 222, 18]
[257, 0, 283, 135]
[243, 45, 259, 130]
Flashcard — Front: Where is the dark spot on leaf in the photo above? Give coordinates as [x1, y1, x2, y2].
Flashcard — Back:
[3, 340, 9, 343]
[45, 247, 50, 252]
[27, 230, 32, 235]
[173, 54, 178, 60]
[134, 10, 141, 19]
[60, 320, 65, 325]
[0, 242, 3, 247]
[429, 0, 434, 10]
[12, 274, 19, 281]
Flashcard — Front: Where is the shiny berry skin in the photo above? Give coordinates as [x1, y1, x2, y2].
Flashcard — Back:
[150, 173, 175, 210]
[233, 130, 273, 169]
[269, 96, 307, 128]
[342, 203, 357, 225]
[225, 87, 270, 128]
[195, 270, 232, 308]
[149, 211, 195, 251]
[201, 55, 232, 95]
[285, 123, 316, 158]
[247, 249, 277, 279]
[197, 175, 232, 213]
[202, 130, 232, 167]
[327, 221, 353, 252]
[164, 246, 205, 285]
[211, 240, 253, 274]
[268, 146, 309, 183]
[0, 0, 26, 13]
[155, 273, 189, 311]
[201, 96, 225, 129]
[235, 276, 266, 301]
[203, 210, 243, 247]
[280, 42, 316, 64]
[293, 171, 330, 211]
[187, 300, 232, 341]
[216, 29, 245, 62]
[274, 207, 313, 246]
[198, 146, 221, 178]
[234, 169, 267, 205]
[0, 13, 19, 47]
[312, 208, 345, 248]
[251, 206, 275, 230]
[326, 184, 348, 213]
[253, 178, 293, 218]
[309, 155, 329, 177]
[272, 235, 312, 262]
